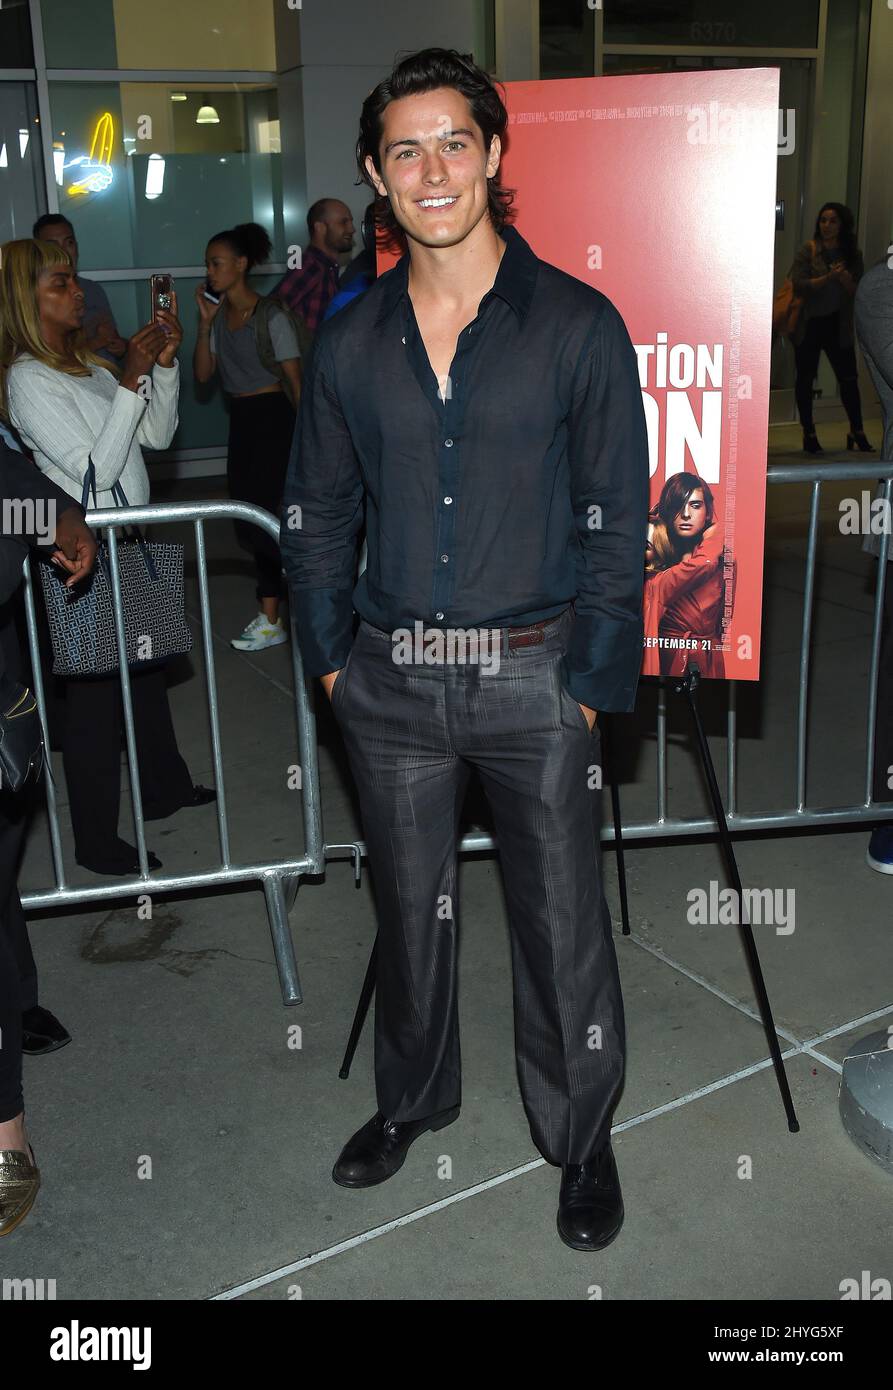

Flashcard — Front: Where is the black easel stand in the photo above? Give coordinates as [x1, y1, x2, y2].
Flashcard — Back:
[339, 933, 377, 1080]
[675, 663, 799, 1133]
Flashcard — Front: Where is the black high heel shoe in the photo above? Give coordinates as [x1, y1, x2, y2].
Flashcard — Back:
[847, 431, 874, 453]
[803, 430, 823, 455]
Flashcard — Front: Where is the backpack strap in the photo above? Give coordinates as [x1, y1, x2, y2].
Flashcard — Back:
[254, 295, 302, 406]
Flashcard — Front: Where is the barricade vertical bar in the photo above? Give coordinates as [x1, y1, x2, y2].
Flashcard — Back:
[21, 558, 66, 887]
[657, 680, 668, 823]
[287, 605, 324, 876]
[727, 680, 738, 816]
[864, 478, 891, 806]
[796, 481, 822, 813]
[194, 519, 230, 867]
[105, 526, 149, 877]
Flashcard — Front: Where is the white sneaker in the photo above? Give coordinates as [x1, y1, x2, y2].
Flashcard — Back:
[230, 614, 288, 651]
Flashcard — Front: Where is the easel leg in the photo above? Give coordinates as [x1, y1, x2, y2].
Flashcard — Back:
[677, 666, 800, 1133]
[339, 933, 378, 1079]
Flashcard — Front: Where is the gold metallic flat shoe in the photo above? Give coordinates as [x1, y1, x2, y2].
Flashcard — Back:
[0, 1148, 41, 1236]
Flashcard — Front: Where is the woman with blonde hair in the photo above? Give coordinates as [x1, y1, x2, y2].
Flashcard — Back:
[0, 238, 214, 875]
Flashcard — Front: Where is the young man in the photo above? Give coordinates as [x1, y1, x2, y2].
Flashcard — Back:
[281, 49, 649, 1252]
[33, 214, 127, 365]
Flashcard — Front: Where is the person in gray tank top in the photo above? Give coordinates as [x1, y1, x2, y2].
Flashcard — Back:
[194, 223, 302, 651]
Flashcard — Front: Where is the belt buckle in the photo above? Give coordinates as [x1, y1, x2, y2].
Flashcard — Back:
[508, 624, 545, 651]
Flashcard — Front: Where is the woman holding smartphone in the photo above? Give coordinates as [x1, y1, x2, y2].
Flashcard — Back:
[788, 202, 871, 455]
[194, 223, 302, 652]
[0, 238, 214, 876]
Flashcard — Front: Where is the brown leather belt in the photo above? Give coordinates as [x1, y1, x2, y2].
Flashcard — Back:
[505, 609, 568, 650]
[368, 609, 570, 648]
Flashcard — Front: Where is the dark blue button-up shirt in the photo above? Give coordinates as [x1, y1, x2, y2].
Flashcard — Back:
[280, 223, 649, 712]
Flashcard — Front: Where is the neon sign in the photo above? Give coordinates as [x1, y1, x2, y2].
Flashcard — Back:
[65, 112, 115, 195]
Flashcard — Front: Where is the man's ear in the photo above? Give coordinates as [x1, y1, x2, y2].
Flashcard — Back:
[486, 134, 501, 179]
[364, 155, 387, 199]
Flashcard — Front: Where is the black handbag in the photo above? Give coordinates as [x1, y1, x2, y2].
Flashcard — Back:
[38, 460, 192, 677]
[0, 670, 43, 793]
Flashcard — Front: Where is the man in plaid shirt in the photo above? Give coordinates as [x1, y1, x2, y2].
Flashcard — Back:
[273, 198, 356, 332]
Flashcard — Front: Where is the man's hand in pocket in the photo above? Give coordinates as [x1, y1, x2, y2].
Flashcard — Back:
[580, 703, 598, 731]
[321, 670, 343, 702]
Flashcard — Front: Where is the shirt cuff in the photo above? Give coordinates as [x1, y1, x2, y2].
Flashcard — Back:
[290, 587, 355, 677]
[560, 614, 644, 713]
[114, 383, 148, 417]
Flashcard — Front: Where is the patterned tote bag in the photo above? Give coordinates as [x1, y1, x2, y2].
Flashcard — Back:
[39, 459, 192, 676]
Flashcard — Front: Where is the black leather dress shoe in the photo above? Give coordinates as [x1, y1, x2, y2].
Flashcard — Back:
[332, 1106, 460, 1188]
[21, 1005, 71, 1056]
[188, 784, 217, 807]
[76, 841, 162, 875]
[143, 785, 217, 821]
[557, 1143, 624, 1251]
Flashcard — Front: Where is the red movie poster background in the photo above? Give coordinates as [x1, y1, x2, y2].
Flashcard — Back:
[377, 69, 779, 680]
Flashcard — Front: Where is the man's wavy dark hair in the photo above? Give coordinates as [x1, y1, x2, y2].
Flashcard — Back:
[356, 47, 515, 248]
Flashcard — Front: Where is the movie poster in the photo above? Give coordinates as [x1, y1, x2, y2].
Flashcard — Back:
[378, 68, 779, 680]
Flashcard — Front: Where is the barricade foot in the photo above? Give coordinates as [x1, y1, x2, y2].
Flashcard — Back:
[263, 872, 303, 1006]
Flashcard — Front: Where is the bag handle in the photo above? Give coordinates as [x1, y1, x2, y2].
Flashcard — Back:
[81, 456, 97, 511]
[81, 455, 159, 583]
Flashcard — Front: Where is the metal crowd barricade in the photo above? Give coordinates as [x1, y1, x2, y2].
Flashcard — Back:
[18, 461, 893, 997]
[20, 500, 325, 1007]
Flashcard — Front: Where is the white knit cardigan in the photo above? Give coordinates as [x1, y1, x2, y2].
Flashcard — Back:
[7, 355, 180, 510]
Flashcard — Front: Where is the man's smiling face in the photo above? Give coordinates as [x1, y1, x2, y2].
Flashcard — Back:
[364, 86, 501, 250]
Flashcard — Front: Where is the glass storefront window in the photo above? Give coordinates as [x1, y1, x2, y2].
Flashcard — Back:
[0, 0, 34, 68]
[540, 0, 595, 80]
[0, 84, 44, 243]
[47, 82, 283, 270]
[603, 0, 820, 49]
[40, 0, 276, 71]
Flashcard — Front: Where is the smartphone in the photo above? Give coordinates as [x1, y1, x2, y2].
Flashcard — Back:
[202, 281, 221, 305]
[150, 273, 174, 322]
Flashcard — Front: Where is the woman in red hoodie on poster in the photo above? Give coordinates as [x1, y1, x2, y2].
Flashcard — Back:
[643, 473, 728, 679]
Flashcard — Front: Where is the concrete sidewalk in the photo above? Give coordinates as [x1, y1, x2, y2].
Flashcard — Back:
[1, 420, 890, 1301]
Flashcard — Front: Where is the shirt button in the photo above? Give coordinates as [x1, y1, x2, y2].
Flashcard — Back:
[443, 496, 453, 505]
[444, 438, 453, 447]
[440, 554, 449, 563]
[435, 611, 445, 621]
[401, 336, 406, 344]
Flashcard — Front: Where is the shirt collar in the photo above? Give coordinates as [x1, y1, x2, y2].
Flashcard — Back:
[374, 223, 538, 328]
